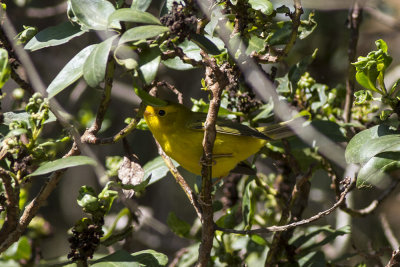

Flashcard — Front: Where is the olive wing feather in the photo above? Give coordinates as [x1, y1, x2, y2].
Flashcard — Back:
[187, 112, 271, 140]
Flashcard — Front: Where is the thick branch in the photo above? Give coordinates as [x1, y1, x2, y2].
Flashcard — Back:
[196, 51, 227, 267]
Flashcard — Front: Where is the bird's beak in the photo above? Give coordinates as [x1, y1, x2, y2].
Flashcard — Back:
[143, 106, 153, 117]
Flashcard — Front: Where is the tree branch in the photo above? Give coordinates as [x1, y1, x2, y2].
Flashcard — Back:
[0, 170, 20, 249]
[340, 179, 399, 216]
[343, 1, 363, 123]
[215, 177, 355, 234]
[196, 51, 227, 267]
[156, 141, 202, 219]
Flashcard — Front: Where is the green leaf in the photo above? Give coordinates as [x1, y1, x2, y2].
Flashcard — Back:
[248, 0, 273, 15]
[298, 12, 317, 39]
[119, 25, 169, 44]
[357, 152, 400, 187]
[355, 68, 380, 93]
[298, 251, 326, 267]
[352, 39, 392, 94]
[354, 90, 373, 104]
[242, 179, 255, 229]
[215, 207, 237, 229]
[47, 44, 96, 98]
[108, 8, 161, 25]
[268, 21, 292, 46]
[167, 212, 191, 238]
[28, 156, 97, 177]
[190, 33, 221, 55]
[276, 49, 318, 94]
[138, 47, 161, 85]
[357, 134, 400, 164]
[376, 39, 388, 53]
[131, 0, 152, 11]
[143, 156, 179, 185]
[292, 225, 350, 255]
[77, 186, 100, 212]
[2, 236, 31, 261]
[162, 40, 201, 70]
[83, 35, 117, 88]
[3, 110, 56, 126]
[345, 124, 397, 164]
[24, 22, 85, 51]
[70, 0, 120, 30]
[91, 249, 168, 266]
[133, 86, 168, 106]
[245, 35, 265, 55]
[160, 0, 175, 17]
[0, 48, 10, 89]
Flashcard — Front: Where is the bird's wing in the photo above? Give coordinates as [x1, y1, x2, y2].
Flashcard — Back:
[187, 112, 271, 140]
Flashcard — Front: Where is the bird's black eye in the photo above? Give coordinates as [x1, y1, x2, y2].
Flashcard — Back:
[158, 109, 166, 116]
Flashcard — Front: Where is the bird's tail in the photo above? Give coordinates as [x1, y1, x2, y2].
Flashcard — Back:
[257, 116, 306, 140]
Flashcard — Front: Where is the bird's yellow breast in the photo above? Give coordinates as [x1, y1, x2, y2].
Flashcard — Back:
[157, 127, 266, 177]
[143, 104, 267, 177]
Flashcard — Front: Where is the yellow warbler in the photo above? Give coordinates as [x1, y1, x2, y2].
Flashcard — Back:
[144, 103, 297, 177]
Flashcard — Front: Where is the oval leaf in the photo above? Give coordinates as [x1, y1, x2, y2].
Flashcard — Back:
[133, 87, 168, 106]
[162, 40, 201, 70]
[345, 124, 398, 164]
[83, 35, 117, 88]
[47, 44, 96, 98]
[143, 156, 179, 185]
[24, 22, 85, 52]
[70, 0, 120, 30]
[357, 152, 400, 187]
[28, 156, 97, 177]
[138, 47, 161, 84]
[92, 249, 168, 266]
[131, 0, 152, 11]
[108, 8, 161, 25]
[190, 33, 220, 55]
[119, 25, 169, 44]
[358, 134, 400, 164]
[248, 0, 274, 15]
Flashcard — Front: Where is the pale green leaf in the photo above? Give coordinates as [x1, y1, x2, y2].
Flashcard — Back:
[28, 156, 97, 177]
[24, 22, 85, 51]
[119, 25, 169, 44]
[108, 8, 161, 25]
[143, 156, 179, 185]
[47, 44, 96, 98]
[70, 0, 120, 30]
[83, 35, 117, 88]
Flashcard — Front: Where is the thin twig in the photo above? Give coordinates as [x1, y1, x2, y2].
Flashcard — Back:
[379, 213, 399, 250]
[215, 177, 355, 235]
[280, 0, 303, 58]
[81, 57, 115, 143]
[168, 247, 189, 267]
[155, 81, 184, 104]
[341, 179, 399, 216]
[156, 142, 202, 219]
[343, 1, 363, 123]
[0, 170, 20, 249]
